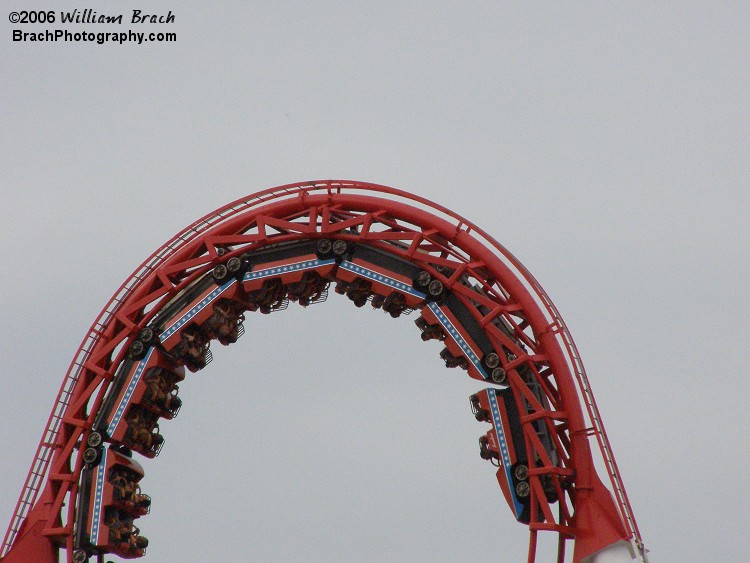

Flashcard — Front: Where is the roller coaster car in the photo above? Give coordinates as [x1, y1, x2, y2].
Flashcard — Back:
[420, 297, 498, 382]
[241, 239, 338, 295]
[80, 448, 150, 559]
[336, 244, 432, 315]
[97, 351, 181, 459]
[472, 388, 532, 523]
[156, 271, 244, 353]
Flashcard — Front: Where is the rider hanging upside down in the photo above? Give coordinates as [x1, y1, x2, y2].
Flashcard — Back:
[207, 298, 245, 345]
[175, 325, 210, 371]
[125, 407, 164, 455]
[143, 370, 182, 414]
[287, 272, 328, 306]
[109, 468, 151, 514]
[107, 509, 149, 555]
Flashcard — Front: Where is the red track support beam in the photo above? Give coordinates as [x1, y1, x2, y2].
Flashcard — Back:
[1, 181, 645, 563]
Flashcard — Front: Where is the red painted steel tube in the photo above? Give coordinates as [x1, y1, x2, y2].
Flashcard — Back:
[1, 181, 643, 563]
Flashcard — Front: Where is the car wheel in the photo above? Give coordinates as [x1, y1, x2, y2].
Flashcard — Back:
[484, 352, 500, 369]
[82, 447, 99, 465]
[513, 464, 528, 481]
[415, 270, 431, 287]
[332, 240, 348, 256]
[128, 340, 146, 360]
[316, 238, 332, 255]
[86, 431, 102, 448]
[515, 481, 530, 498]
[138, 327, 154, 344]
[490, 367, 507, 385]
[428, 279, 444, 297]
[227, 256, 242, 273]
[212, 264, 228, 281]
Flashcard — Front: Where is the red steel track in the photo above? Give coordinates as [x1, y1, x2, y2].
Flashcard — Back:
[1, 180, 647, 562]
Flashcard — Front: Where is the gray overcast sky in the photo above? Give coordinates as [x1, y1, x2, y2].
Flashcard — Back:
[1, 2, 748, 562]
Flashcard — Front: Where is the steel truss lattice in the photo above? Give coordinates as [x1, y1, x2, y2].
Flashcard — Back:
[1, 181, 647, 563]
